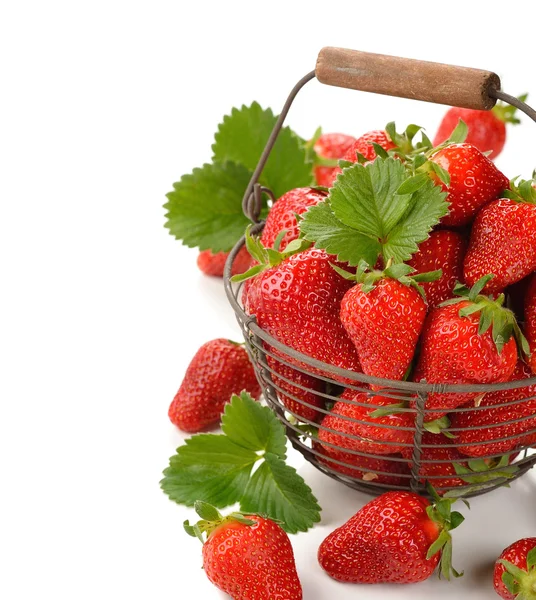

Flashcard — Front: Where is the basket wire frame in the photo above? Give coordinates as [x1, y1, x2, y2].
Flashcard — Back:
[223, 71, 536, 498]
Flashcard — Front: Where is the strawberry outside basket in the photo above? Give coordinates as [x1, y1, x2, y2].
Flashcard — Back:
[223, 47, 536, 498]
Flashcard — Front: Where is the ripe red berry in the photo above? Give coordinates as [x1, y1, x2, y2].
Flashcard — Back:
[313, 132, 356, 187]
[493, 538, 536, 600]
[168, 339, 261, 433]
[197, 245, 251, 277]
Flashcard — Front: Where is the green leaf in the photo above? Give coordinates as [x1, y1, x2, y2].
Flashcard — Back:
[194, 500, 222, 522]
[299, 201, 381, 267]
[301, 158, 448, 266]
[499, 559, 527, 581]
[221, 392, 287, 458]
[383, 178, 449, 263]
[240, 453, 321, 534]
[426, 529, 450, 559]
[212, 102, 314, 199]
[430, 161, 451, 186]
[449, 511, 465, 530]
[527, 546, 536, 570]
[446, 119, 468, 144]
[502, 571, 517, 595]
[164, 161, 253, 252]
[397, 173, 430, 195]
[160, 434, 258, 507]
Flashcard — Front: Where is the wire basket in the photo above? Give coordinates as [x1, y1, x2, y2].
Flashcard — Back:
[224, 48, 536, 498]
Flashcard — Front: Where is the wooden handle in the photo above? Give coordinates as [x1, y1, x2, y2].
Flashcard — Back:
[315, 47, 500, 110]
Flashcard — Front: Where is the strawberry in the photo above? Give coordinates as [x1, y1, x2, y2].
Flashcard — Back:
[313, 132, 356, 187]
[315, 441, 410, 487]
[494, 538, 536, 600]
[318, 489, 465, 583]
[464, 180, 536, 295]
[343, 129, 396, 162]
[266, 350, 325, 422]
[318, 390, 414, 456]
[430, 143, 509, 226]
[185, 501, 302, 600]
[401, 432, 516, 493]
[339, 262, 432, 383]
[197, 245, 251, 277]
[525, 274, 536, 374]
[408, 230, 467, 308]
[433, 99, 526, 160]
[413, 276, 522, 421]
[260, 187, 326, 251]
[238, 234, 361, 378]
[450, 361, 536, 458]
[168, 339, 261, 433]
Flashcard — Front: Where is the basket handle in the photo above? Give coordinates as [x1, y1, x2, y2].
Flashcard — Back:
[316, 47, 500, 110]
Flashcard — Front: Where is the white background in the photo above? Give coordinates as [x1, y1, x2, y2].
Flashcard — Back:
[2, 1, 535, 598]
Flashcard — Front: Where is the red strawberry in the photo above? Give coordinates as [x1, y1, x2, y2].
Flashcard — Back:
[525, 274, 536, 374]
[185, 502, 302, 600]
[408, 230, 467, 308]
[315, 442, 410, 487]
[343, 129, 396, 162]
[266, 351, 325, 422]
[464, 195, 536, 296]
[313, 133, 356, 187]
[413, 276, 520, 421]
[433, 101, 525, 160]
[450, 361, 536, 458]
[168, 339, 261, 433]
[328, 129, 396, 182]
[318, 490, 464, 583]
[494, 538, 536, 600]
[430, 143, 509, 226]
[242, 243, 361, 377]
[260, 187, 326, 251]
[339, 264, 429, 383]
[318, 390, 414, 456]
[197, 245, 251, 277]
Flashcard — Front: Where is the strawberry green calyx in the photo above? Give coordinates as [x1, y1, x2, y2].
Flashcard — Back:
[492, 94, 529, 125]
[332, 260, 441, 301]
[231, 225, 311, 283]
[450, 454, 519, 491]
[503, 175, 536, 204]
[500, 548, 536, 600]
[424, 484, 466, 580]
[184, 500, 257, 543]
[440, 275, 530, 356]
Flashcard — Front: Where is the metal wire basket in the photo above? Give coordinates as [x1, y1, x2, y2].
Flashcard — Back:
[224, 48, 536, 498]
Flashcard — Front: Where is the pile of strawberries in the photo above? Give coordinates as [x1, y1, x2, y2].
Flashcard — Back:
[232, 105, 536, 496]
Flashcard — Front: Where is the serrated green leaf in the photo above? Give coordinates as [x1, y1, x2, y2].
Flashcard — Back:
[397, 173, 430, 195]
[383, 178, 449, 263]
[240, 453, 321, 534]
[221, 392, 287, 458]
[212, 102, 313, 199]
[160, 435, 257, 507]
[299, 201, 381, 266]
[164, 161, 253, 252]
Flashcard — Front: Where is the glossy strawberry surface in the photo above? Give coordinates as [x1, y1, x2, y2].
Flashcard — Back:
[318, 491, 440, 583]
[266, 350, 325, 422]
[408, 230, 467, 308]
[260, 187, 325, 251]
[464, 199, 536, 295]
[197, 245, 251, 277]
[414, 302, 517, 421]
[203, 515, 302, 600]
[433, 107, 506, 159]
[168, 339, 261, 432]
[343, 130, 396, 162]
[451, 361, 536, 458]
[340, 278, 427, 382]
[525, 274, 536, 374]
[430, 143, 509, 226]
[314, 133, 356, 187]
[243, 248, 361, 375]
[318, 390, 414, 456]
[493, 538, 536, 600]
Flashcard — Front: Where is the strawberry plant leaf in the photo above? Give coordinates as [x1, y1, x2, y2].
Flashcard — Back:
[299, 201, 381, 266]
[527, 546, 536, 570]
[300, 158, 448, 266]
[221, 392, 287, 458]
[160, 435, 258, 507]
[164, 161, 254, 252]
[240, 453, 321, 534]
[212, 102, 314, 199]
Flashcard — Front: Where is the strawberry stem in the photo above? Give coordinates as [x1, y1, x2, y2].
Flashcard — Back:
[184, 500, 257, 543]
